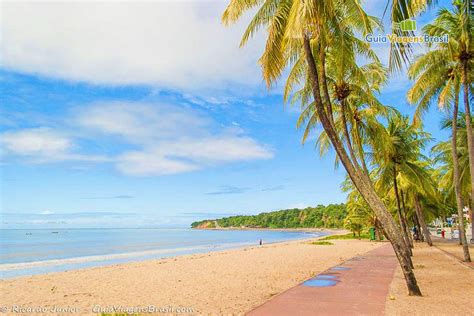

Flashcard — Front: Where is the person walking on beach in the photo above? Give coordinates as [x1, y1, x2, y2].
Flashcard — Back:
[441, 229, 445, 239]
[413, 226, 420, 241]
[259, 239, 262, 246]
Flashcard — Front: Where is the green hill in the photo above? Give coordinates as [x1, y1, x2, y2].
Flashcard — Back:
[191, 204, 347, 229]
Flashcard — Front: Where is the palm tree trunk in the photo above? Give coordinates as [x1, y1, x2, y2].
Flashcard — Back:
[414, 195, 432, 246]
[393, 169, 413, 254]
[303, 35, 421, 296]
[354, 120, 371, 176]
[400, 190, 414, 248]
[470, 197, 474, 244]
[341, 100, 361, 168]
[318, 49, 335, 125]
[452, 92, 471, 260]
[375, 218, 383, 241]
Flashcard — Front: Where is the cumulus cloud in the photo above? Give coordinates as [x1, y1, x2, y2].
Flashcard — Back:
[75, 102, 209, 144]
[116, 136, 272, 176]
[1, 1, 263, 92]
[0, 127, 109, 163]
[1, 102, 273, 175]
[117, 151, 199, 176]
[1, 128, 71, 157]
[81, 102, 273, 175]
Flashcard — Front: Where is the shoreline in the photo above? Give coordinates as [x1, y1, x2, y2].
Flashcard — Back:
[1, 228, 342, 279]
[0, 236, 380, 314]
[192, 227, 347, 233]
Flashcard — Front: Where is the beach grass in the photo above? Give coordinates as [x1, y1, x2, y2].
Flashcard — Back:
[310, 241, 334, 245]
[321, 232, 370, 240]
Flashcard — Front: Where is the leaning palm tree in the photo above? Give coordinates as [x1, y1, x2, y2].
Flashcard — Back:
[223, 0, 422, 295]
[287, 41, 390, 176]
[407, 5, 472, 261]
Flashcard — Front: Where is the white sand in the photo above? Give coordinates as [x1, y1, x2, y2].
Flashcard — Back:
[385, 243, 474, 315]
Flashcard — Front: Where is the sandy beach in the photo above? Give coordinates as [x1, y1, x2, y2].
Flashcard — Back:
[0, 237, 382, 315]
[385, 242, 474, 315]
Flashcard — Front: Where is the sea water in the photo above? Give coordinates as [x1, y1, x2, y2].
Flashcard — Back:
[0, 228, 324, 278]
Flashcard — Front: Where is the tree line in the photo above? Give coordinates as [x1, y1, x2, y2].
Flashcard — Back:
[191, 204, 347, 229]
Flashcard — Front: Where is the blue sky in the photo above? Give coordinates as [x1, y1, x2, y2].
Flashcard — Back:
[0, 0, 453, 228]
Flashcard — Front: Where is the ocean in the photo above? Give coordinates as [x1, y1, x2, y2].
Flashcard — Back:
[0, 228, 324, 279]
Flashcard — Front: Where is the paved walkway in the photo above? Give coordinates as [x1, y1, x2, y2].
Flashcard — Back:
[248, 244, 398, 316]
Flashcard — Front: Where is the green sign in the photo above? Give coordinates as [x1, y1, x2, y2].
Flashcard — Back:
[393, 19, 417, 32]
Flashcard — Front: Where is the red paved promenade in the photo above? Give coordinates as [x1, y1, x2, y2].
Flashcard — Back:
[248, 244, 398, 316]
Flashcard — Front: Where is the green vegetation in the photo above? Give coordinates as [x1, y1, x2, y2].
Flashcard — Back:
[320, 233, 370, 241]
[310, 241, 334, 245]
[191, 204, 346, 229]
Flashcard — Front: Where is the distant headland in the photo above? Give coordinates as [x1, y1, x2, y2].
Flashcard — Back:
[191, 204, 346, 229]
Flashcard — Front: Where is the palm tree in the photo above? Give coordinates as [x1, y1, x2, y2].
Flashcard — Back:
[372, 112, 432, 250]
[433, 115, 473, 243]
[398, 160, 440, 247]
[223, 0, 422, 295]
[407, 6, 472, 261]
[286, 39, 390, 176]
[432, 121, 471, 202]
[342, 177, 385, 240]
[456, 1, 474, 246]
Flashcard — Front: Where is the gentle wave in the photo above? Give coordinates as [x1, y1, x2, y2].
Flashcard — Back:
[0, 241, 256, 272]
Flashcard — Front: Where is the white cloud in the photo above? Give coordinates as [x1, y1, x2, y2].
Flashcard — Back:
[79, 102, 273, 175]
[116, 136, 273, 176]
[75, 101, 208, 144]
[169, 137, 273, 162]
[1, 1, 263, 92]
[0, 127, 110, 163]
[117, 151, 199, 176]
[1, 128, 70, 156]
[1, 102, 273, 175]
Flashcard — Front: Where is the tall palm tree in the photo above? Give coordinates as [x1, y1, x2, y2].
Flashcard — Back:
[397, 160, 440, 247]
[433, 119, 471, 201]
[372, 112, 432, 250]
[433, 115, 473, 243]
[223, 0, 422, 295]
[286, 41, 390, 176]
[456, 2, 474, 246]
[408, 6, 472, 261]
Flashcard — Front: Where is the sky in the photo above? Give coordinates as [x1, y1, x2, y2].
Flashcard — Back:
[0, 0, 453, 228]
